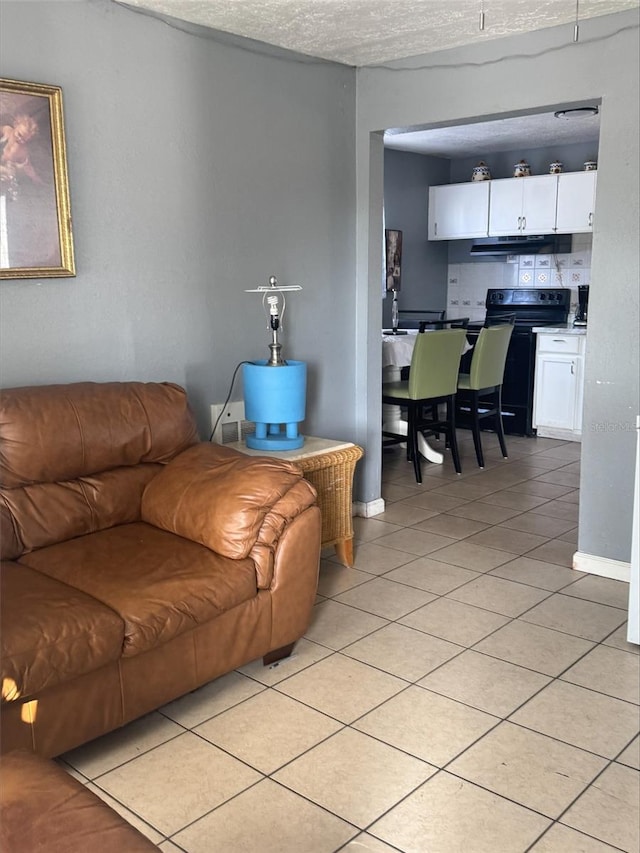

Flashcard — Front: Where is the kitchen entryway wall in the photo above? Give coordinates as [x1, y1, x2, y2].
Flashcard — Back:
[447, 233, 592, 322]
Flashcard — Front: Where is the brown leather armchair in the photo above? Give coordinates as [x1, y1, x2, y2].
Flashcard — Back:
[0, 381, 321, 758]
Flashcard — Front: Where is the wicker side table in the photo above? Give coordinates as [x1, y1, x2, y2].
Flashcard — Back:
[224, 437, 363, 567]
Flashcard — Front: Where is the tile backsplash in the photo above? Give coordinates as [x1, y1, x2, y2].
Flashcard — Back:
[447, 235, 592, 322]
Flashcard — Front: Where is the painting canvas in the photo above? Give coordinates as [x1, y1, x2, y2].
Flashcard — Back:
[0, 78, 75, 278]
[385, 228, 402, 292]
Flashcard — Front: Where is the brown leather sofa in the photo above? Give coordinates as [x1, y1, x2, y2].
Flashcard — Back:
[1, 750, 159, 852]
[0, 381, 321, 759]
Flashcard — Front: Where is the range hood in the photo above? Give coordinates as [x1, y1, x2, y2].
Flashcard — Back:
[470, 235, 572, 256]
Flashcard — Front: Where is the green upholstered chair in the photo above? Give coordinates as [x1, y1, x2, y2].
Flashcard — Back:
[400, 318, 470, 381]
[456, 323, 514, 469]
[382, 328, 467, 483]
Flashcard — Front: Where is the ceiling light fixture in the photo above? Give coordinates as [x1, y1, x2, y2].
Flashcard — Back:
[554, 106, 599, 119]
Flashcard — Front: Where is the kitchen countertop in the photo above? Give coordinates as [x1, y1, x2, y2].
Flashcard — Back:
[532, 325, 587, 335]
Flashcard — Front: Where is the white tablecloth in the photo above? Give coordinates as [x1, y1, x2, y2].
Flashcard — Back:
[382, 329, 472, 368]
[382, 330, 420, 367]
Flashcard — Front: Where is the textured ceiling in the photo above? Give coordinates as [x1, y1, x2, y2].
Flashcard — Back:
[120, 0, 639, 66]
[117, 0, 637, 155]
[384, 108, 602, 156]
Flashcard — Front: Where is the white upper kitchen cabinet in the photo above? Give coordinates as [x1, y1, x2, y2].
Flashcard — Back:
[555, 171, 597, 233]
[489, 175, 558, 236]
[428, 181, 489, 240]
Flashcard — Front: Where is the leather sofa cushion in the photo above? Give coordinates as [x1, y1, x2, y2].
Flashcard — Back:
[1, 562, 124, 701]
[0, 465, 161, 560]
[141, 443, 305, 560]
[0, 381, 198, 489]
[0, 750, 158, 852]
[19, 523, 258, 657]
[0, 382, 199, 560]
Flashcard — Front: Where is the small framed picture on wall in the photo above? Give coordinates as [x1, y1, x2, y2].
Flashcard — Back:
[0, 77, 75, 279]
[385, 228, 402, 292]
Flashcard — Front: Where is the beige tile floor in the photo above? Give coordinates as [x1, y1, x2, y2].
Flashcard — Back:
[58, 432, 640, 852]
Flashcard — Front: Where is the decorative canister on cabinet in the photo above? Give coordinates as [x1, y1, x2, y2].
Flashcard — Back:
[471, 161, 491, 181]
[513, 159, 531, 177]
[549, 160, 563, 174]
[584, 160, 597, 171]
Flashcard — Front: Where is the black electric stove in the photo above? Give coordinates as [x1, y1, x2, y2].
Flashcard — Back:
[461, 288, 570, 436]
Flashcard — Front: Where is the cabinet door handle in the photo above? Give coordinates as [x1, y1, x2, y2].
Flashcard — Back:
[588, 212, 593, 228]
[552, 339, 567, 343]
[571, 361, 575, 374]
[522, 216, 527, 231]
[434, 222, 438, 237]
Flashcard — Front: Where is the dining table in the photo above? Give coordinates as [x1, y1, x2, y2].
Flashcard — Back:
[382, 328, 473, 464]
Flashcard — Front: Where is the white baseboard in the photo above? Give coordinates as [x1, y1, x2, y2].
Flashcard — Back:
[535, 427, 582, 441]
[573, 550, 630, 582]
[353, 498, 385, 518]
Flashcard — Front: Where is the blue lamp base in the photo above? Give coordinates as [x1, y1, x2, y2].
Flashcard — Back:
[246, 429, 304, 451]
[243, 360, 306, 451]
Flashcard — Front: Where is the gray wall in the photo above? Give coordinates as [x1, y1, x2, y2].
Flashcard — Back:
[356, 10, 639, 563]
[0, 0, 356, 444]
[1, 2, 638, 565]
[382, 149, 450, 327]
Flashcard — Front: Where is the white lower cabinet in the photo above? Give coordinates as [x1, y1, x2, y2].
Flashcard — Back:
[533, 332, 586, 440]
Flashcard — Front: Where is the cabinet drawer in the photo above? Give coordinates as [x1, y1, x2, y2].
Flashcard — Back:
[537, 335, 582, 354]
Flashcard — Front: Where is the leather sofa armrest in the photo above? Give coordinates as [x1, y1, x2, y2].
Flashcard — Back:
[141, 443, 317, 561]
[248, 479, 318, 588]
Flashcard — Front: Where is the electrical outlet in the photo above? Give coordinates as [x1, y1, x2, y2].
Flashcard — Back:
[210, 402, 255, 444]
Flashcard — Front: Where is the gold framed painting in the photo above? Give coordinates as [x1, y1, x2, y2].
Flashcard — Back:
[0, 78, 75, 279]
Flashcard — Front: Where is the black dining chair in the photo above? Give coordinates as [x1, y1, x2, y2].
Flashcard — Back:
[442, 317, 470, 330]
[398, 309, 445, 320]
[382, 327, 468, 482]
[416, 317, 471, 332]
[397, 310, 445, 331]
[455, 322, 514, 469]
[484, 312, 516, 328]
